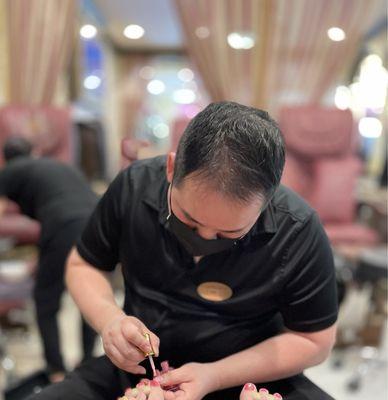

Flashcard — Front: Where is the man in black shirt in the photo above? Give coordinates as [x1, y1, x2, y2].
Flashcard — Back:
[0, 137, 98, 381]
[30, 102, 337, 399]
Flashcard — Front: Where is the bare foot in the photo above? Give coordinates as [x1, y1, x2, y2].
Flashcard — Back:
[120, 380, 163, 400]
[239, 383, 283, 400]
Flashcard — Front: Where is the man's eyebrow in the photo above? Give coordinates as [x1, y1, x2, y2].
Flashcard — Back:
[180, 206, 247, 234]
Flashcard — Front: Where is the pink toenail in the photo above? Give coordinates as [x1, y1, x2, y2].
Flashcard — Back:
[244, 383, 256, 391]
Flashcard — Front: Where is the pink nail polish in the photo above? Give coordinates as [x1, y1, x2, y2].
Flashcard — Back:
[150, 379, 160, 387]
[243, 383, 256, 391]
[259, 388, 269, 394]
[161, 361, 170, 372]
[273, 394, 282, 399]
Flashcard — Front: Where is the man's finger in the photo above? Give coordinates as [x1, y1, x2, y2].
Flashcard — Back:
[115, 335, 146, 362]
[148, 331, 160, 357]
[163, 390, 179, 400]
[121, 323, 152, 355]
[154, 367, 186, 386]
[106, 343, 126, 366]
[112, 334, 144, 361]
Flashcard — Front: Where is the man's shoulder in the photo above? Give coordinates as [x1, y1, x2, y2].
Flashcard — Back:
[271, 185, 316, 225]
[129, 155, 167, 173]
[0, 157, 36, 176]
[122, 155, 167, 185]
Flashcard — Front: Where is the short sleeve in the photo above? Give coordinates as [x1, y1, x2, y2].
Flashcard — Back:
[280, 212, 338, 332]
[76, 171, 127, 271]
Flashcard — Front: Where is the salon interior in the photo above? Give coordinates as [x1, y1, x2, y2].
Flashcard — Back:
[0, 0, 387, 399]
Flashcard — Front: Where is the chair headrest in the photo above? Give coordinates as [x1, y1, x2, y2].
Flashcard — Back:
[279, 106, 354, 158]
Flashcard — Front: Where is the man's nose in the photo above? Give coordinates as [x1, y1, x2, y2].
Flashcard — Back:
[195, 226, 217, 240]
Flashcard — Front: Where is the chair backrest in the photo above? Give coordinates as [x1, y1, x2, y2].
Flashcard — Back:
[120, 138, 150, 168]
[279, 106, 360, 223]
[0, 106, 72, 164]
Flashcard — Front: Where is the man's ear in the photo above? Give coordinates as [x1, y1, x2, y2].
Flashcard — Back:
[166, 152, 176, 183]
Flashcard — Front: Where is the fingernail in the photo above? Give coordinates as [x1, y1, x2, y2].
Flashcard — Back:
[259, 388, 269, 394]
[154, 376, 164, 383]
[150, 379, 160, 387]
[140, 378, 150, 384]
[244, 383, 256, 391]
[273, 394, 282, 399]
[161, 361, 169, 372]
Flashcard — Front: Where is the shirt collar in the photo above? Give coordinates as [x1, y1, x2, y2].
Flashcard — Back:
[142, 176, 278, 236]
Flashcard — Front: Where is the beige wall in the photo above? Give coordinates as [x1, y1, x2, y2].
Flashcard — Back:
[102, 42, 121, 179]
[0, 0, 9, 104]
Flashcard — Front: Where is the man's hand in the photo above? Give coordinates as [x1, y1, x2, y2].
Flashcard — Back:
[155, 362, 220, 400]
[101, 315, 160, 374]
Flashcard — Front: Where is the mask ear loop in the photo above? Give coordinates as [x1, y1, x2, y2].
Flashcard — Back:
[166, 183, 172, 220]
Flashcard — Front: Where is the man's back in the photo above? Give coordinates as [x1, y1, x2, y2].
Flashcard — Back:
[0, 157, 98, 241]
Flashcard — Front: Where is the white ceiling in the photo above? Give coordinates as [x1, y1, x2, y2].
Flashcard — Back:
[92, 0, 184, 50]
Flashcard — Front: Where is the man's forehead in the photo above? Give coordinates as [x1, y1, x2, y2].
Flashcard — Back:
[175, 177, 264, 209]
[173, 181, 263, 232]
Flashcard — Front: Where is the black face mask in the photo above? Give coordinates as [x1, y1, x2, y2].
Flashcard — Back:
[165, 186, 242, 256]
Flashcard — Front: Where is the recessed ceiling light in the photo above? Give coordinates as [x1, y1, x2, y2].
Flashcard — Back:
[139, 66, 155, 80]
[83, 75, 101, 90]
[173, 89, 196, 104]
[178, 68, 194, 82]
[195, 26, 210, 39]
[80, 24, 97, 39]
[123, 24, 145, 39]
[147, 80, 165, 95]
[358, 117, 382, 138]
[227, 32, 255, 49]
[153, 123, 170, 139]
[327, 27, 346, 41]
[334, 86, 351, 110]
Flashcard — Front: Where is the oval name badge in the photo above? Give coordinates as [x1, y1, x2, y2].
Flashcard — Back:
[197, 281, 233, 302]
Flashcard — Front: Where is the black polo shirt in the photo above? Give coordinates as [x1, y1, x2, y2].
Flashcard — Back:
[77, 156, 338, 366]
[0, 157, 98, 243]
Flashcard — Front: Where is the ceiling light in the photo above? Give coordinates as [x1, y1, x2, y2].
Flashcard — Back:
[227, 32, 255, 49]
[178, 68, 194, 82]
[123, 24, 145, 39]
[83, 75, 101, 90]
[153, 123, 170, 139]
[357, 54, 388, 110]
[195, 26, 210, 39]
[146, 115, 163, 128]
[334, 86, 351, 110]
[139, 66, 155, 80]
[80, 24, 97, 39]
[327, 27, 346, 41]
[358, 117, 382, 138]
[147, 80, 165, 95]
[173, 89, 196, 104]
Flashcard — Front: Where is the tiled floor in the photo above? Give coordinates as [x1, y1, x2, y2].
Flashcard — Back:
[1, 292, 387, 400]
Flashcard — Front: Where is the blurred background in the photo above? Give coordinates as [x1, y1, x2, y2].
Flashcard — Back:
[0, 0, 386, 399]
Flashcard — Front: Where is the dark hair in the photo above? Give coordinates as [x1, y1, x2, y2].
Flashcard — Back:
[173, 101, 285, 204]
[3, 136, 32, 162]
